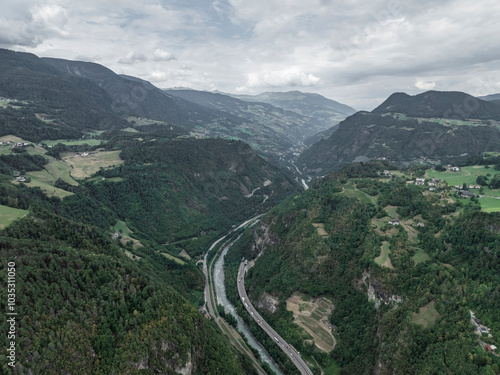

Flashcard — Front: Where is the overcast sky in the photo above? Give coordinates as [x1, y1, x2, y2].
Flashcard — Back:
[1, 0, 499, 109]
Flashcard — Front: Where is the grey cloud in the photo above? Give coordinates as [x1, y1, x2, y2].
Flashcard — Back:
[0, 2, 68, 47]
[74, 54, 102, 62]
[3, 0, 498, 109]
[118, 51, 148, 64]
[153, 49, 176, 61]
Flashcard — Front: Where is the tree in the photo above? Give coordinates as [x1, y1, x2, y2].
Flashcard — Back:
[476, 175, 488, 186]
[435, 165, 446, 172]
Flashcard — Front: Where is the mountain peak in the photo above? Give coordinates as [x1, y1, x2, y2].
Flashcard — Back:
[372, 90, 500, 120]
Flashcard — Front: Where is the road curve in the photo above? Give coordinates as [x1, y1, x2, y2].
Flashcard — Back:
[238, 261, 314, 375]
[202, 235, 268, 375]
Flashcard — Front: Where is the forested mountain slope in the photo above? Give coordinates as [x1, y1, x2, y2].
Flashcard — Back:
[0, 123, 298, 373]
[0, 49, 127, 141]
[0, 170, 259, 374]
[164, 89, 327, 164]
[224, 161, 500, 375]
[43, 57, 188, 124]
[298, 91, 500, 176]
[372, 91, 500, 120]
[86, 136, 299, 254]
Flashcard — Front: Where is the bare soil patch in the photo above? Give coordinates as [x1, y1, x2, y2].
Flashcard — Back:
[312, 223, 329, 238]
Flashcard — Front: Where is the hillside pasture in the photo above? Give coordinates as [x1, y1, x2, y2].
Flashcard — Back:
[42, 139, 103, 147]
[63, 150, 123, 179]
[412, 248, 431, 265]
[13, 174, 73, 199]
[374, 241, 395, 270]
[113, 220, 143, 249]
[161, 253, 186, 265]
[0, 204, 29, 229]
[412, 301, 440, 328]
[426, 166, 500, 212]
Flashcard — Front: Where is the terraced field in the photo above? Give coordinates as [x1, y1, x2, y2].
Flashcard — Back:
[286, 292, 336, 353]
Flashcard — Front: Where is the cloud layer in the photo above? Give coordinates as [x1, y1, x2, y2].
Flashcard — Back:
[1, 0, 500, 109]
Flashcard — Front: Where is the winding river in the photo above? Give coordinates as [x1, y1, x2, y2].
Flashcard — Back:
[213, 240, 283, 375]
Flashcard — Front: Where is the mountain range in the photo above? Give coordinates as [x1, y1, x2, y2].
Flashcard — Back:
[0, 49, 355, 170]
[298, 91, 500, 176]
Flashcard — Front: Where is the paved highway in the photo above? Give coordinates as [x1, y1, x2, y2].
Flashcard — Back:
[238, 261, 314, 375]
[202, 230, 267, 375]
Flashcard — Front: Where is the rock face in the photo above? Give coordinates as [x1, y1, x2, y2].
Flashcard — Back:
[257, 291, 280, 314]
[360, 271, 403, 310]
[133, 342, 194, 375]
[251, 223, 280, 256]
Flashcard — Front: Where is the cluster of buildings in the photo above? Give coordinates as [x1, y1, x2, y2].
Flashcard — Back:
[445, 165, 461, 171]
[0, 97, 21, 103]
[388, 219, 399, 226]
[0, 141, 31, 147]
[470, 311, 497, 353]
[13, 172, 26, 183]
[413, 177, 441, 189]
[387, 218, 424, 227]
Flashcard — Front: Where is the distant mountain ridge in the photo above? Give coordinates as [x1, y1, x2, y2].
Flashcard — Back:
[478, 93, 500, 106]
[0, 49, 127, 140]
[232, 90, 355, 115]
[230, 90, 356, 129]
[164, 88, 338, 165]
[478, 93, 500, 101]
[372, 90, 500, 120]
[42, 57, 188, 124]
[298, 90, 500, 176]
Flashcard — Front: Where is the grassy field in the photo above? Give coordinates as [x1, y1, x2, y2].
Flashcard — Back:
[87, 176, 124, 183]
[374, 241, 395, 270]
[161, 253, 186, 265]
[0, 205, 29, 229]
[113, 220, 143, 249]
[114, 220, 133, 236]
[426, 166, 500, 212]
[13, 176, 73, 199]
[412, 248, 431, 264]
[42, 139, 103, 147]
[426, 166, 492, 186]
[0, 135, 27, 143]
[341, 182, 376, 204]
[412, 301, 440, 328]
[479, 197, 500, 213]
[63, 150, 123, 179]
[127, 116, 168, 127]
[0, 135, 45, 156]
[23, 155, 78, 198]
[0, 146, 11, 155]
[178, 249, 192, 260]
[122, 127, 139, 133]
[44, 157, 78, 185]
